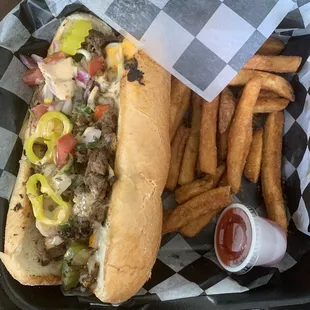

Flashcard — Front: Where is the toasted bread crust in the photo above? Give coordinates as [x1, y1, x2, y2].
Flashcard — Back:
[95, 51, 170, 303]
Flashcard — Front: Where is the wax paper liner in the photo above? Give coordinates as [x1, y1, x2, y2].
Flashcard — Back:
[1, 0, 310, 306]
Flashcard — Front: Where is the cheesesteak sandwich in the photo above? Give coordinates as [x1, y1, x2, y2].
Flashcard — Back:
[0, 13, 171, 303]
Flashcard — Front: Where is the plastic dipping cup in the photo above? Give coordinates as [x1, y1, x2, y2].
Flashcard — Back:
[214, 203, 287, 274]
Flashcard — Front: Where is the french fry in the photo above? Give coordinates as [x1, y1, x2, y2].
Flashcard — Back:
[227, 79, 261, 193]
[239, 89, 280, 101]
[244, 55, 302, 73]
[180, 210, 218, 237]
[218, 129, 229, 162]
[254, 98, 290, 113]
[199, 96, 219, 175]
[261, 111, 287, 232]
[258, 89, 280, 99]
[196, 159, 203, 178]
[166, 125, 190, 190]
[241, 124, 254, 176]
[256, 37, 284, 56]
[218, 171, 229, 187]
[219, 88, 236, 134]
[229, 69, 295, 101]
[178, 94, 202, 185]
[244, 129, 263, 183]
[162, 186, 232, 234]
[169, 77, 191, 141]
[176, 179, 213, 205]
[175, 164, 225, 204]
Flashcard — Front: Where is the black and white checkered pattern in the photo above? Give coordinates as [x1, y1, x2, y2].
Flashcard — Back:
[81, 0, 297, 102]
[1, 0, 310, 305]
[276, 0, 310, 36]
[38, 0, 298, 102]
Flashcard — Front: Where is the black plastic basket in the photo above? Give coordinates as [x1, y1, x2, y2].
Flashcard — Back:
[2, 2, 310, 310]
[2, 193, 310, 310]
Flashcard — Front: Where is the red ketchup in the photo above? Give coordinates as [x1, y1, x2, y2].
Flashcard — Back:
[215, 204, 287, 273]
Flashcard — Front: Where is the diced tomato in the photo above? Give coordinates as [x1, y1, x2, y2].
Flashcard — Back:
[56, 133, 77, 169]
[23, 67, 44, 86]
[89, 56, 105, 77]
[44, 51, 66, 64]
[32, 104, 49, 120]
[93, 105, 109, 121]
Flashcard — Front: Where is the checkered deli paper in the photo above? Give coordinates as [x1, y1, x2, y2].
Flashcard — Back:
[1, 0, 310, 306]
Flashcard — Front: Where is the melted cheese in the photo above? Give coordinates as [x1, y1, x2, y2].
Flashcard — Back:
[121, 38, 137, 60]
[39, 58, 76, 100]
[105, 39, 137, 81]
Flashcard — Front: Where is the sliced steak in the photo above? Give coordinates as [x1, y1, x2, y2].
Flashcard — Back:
[82, 30, 121, 56]
[84, 172, 108, 201]
[86, 148, 109, 176]
[94, 104, 117, 135]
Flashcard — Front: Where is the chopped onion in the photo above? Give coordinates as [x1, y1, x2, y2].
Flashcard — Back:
[20, 54, 37, 69]
[42, 163, 57, 177]
[76, 80, 86, 89]
[76, 68, 90, 85]
[108, 165, 115, 179]
[54, 101, 65, 111]
[76, 49, 92, 62]
[82, 127, 101, 144]
[45, 235, 64, 249]
[80, 57, 88, 71]
[52, 40, 60, 53]
[51, 174, 72, 196]
[47, 105, 55, 112]
[62, 98, 73, 115]
[42, 84, 54, 104]
[31, 54, 44, 63]
[36, 220, 57, 238]
[87, 85, 99, 110]
[84, 80, 94, 101]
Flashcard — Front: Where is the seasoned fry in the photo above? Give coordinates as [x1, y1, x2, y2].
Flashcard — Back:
[239, 89, 280, 101]
[180, 210, 218, 237]
[178, 94, 202, 185]
[244, 55, 302, 73]
[254, 98, 290, 113]
[196, 159, 203, 177]
[176, 179, 213, 205]
[169, 77, 191, 141]
[227, 79, 261, 193]
[229, 69, 295, 101]
[244, 129, 263, 183]
[218, 171, 229, 187]
[219, 88, 236, 134]
[258, 89, 280, 99]
[261, 111, 287, 232]
[175, 164, 225, 204]
[199, 96, 219, 175]
[256, 37, 284, 56]
[218, 129, 229, 162]
[242, 123, 253, 170]
[166, 125, 190, 190]
[162, 186, 232, 234]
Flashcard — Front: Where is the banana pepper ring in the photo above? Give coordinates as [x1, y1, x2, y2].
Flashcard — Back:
[26, 174, 71, 225]
[25, 111, 72, 165]
[25, 135, 57, 165]
[36, 111, 72, 138]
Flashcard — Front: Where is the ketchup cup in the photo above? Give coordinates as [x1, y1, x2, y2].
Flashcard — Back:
[214, 203, 287, 274]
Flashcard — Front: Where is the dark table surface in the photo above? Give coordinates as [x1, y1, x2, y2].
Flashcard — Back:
[0, 0, 21, 20]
